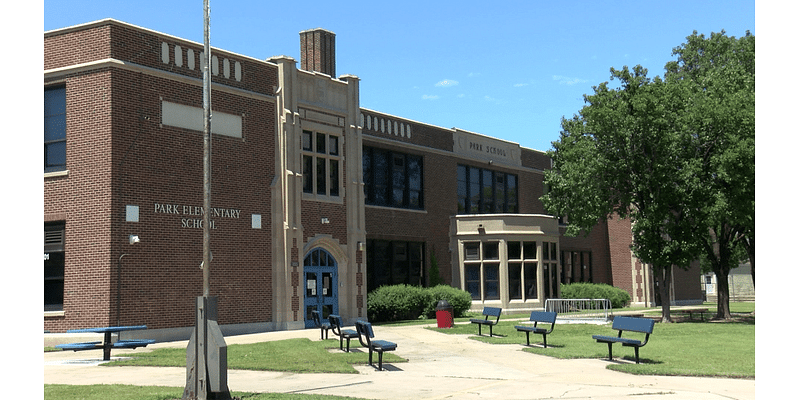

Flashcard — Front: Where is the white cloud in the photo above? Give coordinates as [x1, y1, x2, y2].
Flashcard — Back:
[552, 75, 587, 86]
[513, 83, 530, 87]
[422, 94, 439, 100]
[435, 79, 459, 87]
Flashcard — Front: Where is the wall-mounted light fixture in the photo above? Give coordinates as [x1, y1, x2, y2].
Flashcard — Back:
[129, 235, 141, 245]
[321, 218, 330, 224]
[358, 241, 366, 252]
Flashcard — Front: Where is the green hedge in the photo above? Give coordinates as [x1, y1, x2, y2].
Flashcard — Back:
[367, 284, 472, 322]
[560, 282, 631, 308]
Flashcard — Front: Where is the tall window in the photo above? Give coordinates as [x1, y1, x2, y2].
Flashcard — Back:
[302, 130, 340, 198]
[363, 147, 423, 210]
[365, 240, 424, 292]
[457, 165, 517, 214]
[508, 241, 538, 301]
[45, 222, 65, 311]
[463, 241, 501, 301]
[45, 86, 67, 173]
[561, 250, 592, 284]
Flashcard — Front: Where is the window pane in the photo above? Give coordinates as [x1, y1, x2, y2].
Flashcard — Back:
[373, 149, 388, 205]
[362, 149, 372, 201]
[494, 173, 505, 213]
[328, 135, 338, 155]
[507, 174, 518, 213]
[524, 263, 538, 300]
[484, 242, 499, 260]
[466, 265, 481, 300]
[329, 159, 339, 196]
[45, 142, 67, 171]
[464, 243, 480, 260]
[392, 154, 405, 207]
[44, 115, 66, 142]
[302, 131, 312, 151]
[457, 165, 467, 213]
[316, 157, 326, 195]
[469, 168, 480, 213]
[303, 155, 313, 193]
[484, 263, 499, 300]
[481, 169, 493, 213]
[508, 241, 521, 260]
[392, 242, 408, 285]
[523, 242, 537, 260]
[316, 132, 326, 154]
[509, 262, 522, 300]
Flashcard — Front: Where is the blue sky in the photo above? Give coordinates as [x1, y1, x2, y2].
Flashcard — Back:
[43, 0, 755, 152]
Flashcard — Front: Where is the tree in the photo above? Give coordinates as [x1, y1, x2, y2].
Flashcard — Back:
[664, 31, 755, 319]
[543, 65, 704, 322]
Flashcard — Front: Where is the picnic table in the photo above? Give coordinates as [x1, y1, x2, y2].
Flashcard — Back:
[55, 325, 154, 361]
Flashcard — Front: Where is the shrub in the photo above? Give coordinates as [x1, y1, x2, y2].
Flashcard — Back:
[560, 282, 631, 309]
[367, 284, 427, 322]
[421, 285, 473, 319]
[367, 284, 473, 322]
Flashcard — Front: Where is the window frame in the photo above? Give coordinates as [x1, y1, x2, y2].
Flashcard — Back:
[457, 164, 518, 214]
[301, 129, 342, 200]
[363, 146, 424, 210]
[45, 85, 67, 173]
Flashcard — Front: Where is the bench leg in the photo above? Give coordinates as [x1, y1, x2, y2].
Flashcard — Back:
[477, 324, 482, 336]
[488, 325, 493, 337]
[606, 342, 613, 361]
[103, 332, 113, 361]
[377, 351, 384, 371]
[542, 334, 547, 349]
[634, 347, 640, 364]
[524, 331, 530, 346]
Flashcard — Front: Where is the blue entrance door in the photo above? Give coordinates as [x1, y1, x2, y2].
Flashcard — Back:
[304, 248, 338, 328]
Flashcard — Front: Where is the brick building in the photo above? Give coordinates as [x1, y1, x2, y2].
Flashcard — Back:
[44, 19, 701, 340]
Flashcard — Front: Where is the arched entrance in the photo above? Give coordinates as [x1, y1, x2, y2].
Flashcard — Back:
[303, 248, 338, 328]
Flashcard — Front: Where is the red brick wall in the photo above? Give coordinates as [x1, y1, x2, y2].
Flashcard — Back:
[44, 21, 279, 332]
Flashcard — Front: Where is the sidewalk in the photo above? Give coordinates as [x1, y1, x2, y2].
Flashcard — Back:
[44, 322, 755, 400]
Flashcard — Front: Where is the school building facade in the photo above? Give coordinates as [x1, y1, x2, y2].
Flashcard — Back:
[44, 20, 701, 339]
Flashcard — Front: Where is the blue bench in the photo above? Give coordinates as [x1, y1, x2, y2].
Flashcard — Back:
[311, 310, 331, 340]
[470, 307, 502, 337]
[328, 314, 359, 352]
[515, 311, 557, 348]
[54, 325, 153, 360]
[355, 320, 397, 371]
[592, 316, 655, 364]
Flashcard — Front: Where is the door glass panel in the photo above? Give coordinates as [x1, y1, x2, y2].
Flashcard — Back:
[306, 273, 316, 296]
[322, 272, 333, 297]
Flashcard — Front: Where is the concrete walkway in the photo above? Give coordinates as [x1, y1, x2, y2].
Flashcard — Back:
[44, 322, 755, 399]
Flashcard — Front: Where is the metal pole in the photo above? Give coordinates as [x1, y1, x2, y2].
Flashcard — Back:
[202, 0, 212, 298]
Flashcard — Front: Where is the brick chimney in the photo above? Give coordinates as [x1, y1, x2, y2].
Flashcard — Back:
[300, 28, 335, 77]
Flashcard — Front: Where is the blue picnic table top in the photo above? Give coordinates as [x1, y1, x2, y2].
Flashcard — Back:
[66, 325, 147, 334]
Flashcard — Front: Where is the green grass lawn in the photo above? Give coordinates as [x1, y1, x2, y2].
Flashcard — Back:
[430, 302, 755, 378]
[106, 337, 406, 373]
[45, 302, 754, 399]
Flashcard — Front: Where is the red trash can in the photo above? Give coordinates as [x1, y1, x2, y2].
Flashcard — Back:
[435, 299, 454, 328]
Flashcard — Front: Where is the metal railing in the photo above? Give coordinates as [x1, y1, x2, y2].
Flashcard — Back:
[544, 298, 611, 322]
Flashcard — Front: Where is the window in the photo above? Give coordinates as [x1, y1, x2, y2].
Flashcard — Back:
[365, 240, 424, 292]
[462, 241, 501, 301]
[561, 250, 592, 284]
[457, 165, 517, 214]
[45, 86, 67, 173]
[45, 222, 65, 311]
[363, 146, 423, 210]
[302, 130, 341, 198]
[508, 241, 538, 301]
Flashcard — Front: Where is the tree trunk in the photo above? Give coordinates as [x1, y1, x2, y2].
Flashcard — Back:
[714, 268, 732, 320]
[658, 265, 673, 323]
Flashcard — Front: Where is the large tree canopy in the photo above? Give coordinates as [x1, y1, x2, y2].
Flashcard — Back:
[665, 30, 755, 319]
[543, 30, 754, 321]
